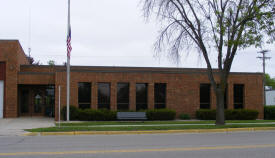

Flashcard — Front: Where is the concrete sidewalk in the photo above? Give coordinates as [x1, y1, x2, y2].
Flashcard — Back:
[0, 117, 54, 136]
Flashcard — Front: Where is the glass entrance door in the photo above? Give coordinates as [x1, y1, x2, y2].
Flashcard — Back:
[19, 85, 55, 117]
[20, 89, 29, 115]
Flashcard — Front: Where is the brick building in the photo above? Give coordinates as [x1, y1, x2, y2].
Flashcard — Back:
[0, 40, 264, 120]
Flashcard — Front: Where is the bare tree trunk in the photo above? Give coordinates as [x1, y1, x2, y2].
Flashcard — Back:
[216, 89, 225, 125]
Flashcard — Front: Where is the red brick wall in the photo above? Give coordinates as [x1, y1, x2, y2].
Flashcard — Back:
[0, 40, 27, 117]
[0, 40, 264, 120]
[51, 68, 263, 120]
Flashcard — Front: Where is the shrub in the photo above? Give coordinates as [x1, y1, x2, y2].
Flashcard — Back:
[196, 109, 259, 120]
[78, 109, 96, 121]
[78, 108, 117, 121]
[264, 106, 275, 120]
[61, 105, 79, 120]
[179, 113, 191, 120]
[97, 109, 117, 121]
[146, 109, 176, 120]
[225, 109, 259, 120]
[196, 109, 216, 120]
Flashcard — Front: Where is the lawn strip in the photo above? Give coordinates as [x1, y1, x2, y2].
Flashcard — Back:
[27, 124, 275, 132]
[55, 120, 275, 127]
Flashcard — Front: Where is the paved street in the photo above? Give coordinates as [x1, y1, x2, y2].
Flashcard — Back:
[0, 131, 275, 158]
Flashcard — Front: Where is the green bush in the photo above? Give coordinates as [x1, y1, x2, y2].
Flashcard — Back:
[61, 105, 79, 120]
[196, 109, 216, 120]
[78, 109, 95, 121]
[264, 106, 275, 120]
[179, 113, 191, 120]
[78, 108, 117, 121]
[196, 109, 259, 120]
[146, 109, 176, 120]
[225, 109, 259, 120]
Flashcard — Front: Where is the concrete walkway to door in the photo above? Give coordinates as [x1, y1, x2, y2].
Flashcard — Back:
[0, 117, 54, 136]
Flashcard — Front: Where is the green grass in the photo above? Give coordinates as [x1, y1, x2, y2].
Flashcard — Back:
[26, 124, 275, 132]
[55, 120, 275, 127]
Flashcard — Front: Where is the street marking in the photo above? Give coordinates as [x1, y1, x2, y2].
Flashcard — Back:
[1, 144, 275, 156]
[0, 144, 275, 156]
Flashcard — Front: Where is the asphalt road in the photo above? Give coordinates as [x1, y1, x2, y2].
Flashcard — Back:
[0, 131, 275, 158]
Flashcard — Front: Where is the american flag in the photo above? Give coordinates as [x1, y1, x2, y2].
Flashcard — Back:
[67, 25, 72, 58]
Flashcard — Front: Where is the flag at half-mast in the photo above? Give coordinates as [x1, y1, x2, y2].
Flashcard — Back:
[67, 24, 72, 58]
[67, 3, 72, 58]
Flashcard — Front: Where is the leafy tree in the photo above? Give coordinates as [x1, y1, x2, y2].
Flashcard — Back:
[142, 0, 275, 125]
[47, 60, 55, 66]
[266, 73, 275, 89]
[27, 56, 40, 65]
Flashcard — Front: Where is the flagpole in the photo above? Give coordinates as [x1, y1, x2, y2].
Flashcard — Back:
[66, 0, 71, 121]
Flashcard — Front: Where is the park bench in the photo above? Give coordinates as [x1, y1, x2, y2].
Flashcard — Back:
[117, 112, 147, 120]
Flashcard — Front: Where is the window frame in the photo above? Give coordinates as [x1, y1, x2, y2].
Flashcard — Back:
[136, 83, 148, 111]
[200, 83, 211, 109]
[117, 83, 130, 110]
[78, 82, 91, 109]
[154, 83, 167, 109]
[97, 82, 111, 109]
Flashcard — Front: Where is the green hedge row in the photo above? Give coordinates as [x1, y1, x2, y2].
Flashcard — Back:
[264, 106, 275, 120]
[146, 109, 176, 120]
[61, 106, 176, 121]
[196, 109, 259, 120]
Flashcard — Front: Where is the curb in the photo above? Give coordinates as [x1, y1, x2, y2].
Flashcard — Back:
[22, 127, 275, 136]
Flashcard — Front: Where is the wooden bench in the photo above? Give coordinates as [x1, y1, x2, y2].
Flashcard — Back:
[117, 112, 147, 120]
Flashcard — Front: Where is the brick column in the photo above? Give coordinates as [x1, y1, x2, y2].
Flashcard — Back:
[92, 82, 98, 110]
[129, 82, 136, 111]
[148, 83, 154, 109]
[110, 82, 117, 110]
[70, 82, 78, 107]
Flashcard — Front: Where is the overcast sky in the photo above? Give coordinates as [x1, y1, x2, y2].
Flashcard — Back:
[0, 0, 274, 77]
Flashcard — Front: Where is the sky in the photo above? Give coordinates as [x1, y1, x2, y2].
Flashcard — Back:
[0, 0, 274, 77]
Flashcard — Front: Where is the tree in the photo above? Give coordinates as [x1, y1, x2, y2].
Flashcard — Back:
[266, 74, 275, 89]
[27, 56, 40, 65]
[142, 0, 275, 125]
[47, 60, 55, 66]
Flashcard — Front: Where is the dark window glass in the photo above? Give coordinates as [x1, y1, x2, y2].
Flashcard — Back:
[78, 82, 91, 109]
[234, 84, 244, 109]
[136, 83, 148, 110]
[117, 83, 129, 110]
[98, 83, 110, 109]
[20, 90, 29, 113]
[45, 85, 55, 117]
[154, 83, 166, 109]
[200, 84, 211, 109]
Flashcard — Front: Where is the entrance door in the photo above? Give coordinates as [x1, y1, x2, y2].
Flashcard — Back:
[19, 85, 55, 117]
[20, 89, 30, 116]
[32, 91, 44, 116]
[0, 81, 3, 118]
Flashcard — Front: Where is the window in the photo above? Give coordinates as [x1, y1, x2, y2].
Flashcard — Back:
[117, 83, 129, 110]
[154, 83, 166, 109]
[200, 84, 211, 109]
[45, 85, 55, 117]
[78, 82, 91, 109]
[136, 83, 148, 110]
[234, 84, 244, 109]
[98, 83, 110, 109]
